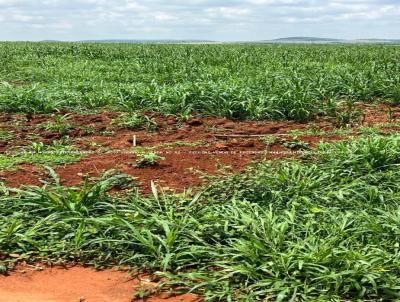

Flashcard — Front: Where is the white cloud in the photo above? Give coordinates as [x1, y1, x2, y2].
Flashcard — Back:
[247, 0, 302, 4]
[206, 7, 251, 18]
[11, 14, 39, 22]
[0, 0, 399, 40]
[153, 12, 178, 21]
[121, 1, 147, 12]
[52, 21, 73, 29]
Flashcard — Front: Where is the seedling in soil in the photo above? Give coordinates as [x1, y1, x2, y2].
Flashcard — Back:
[0, 144, 82, 170]
[113, 112, 157, 131]
[41, 114, 74, 135]
[100, 130, 115, 137]
[175, 109, 193, 124]
[0, 130, 14, 141]
[162, 140, 204, 148]
[377, 121, 400, 128]
[79, 125, 96, 135]
[387, 107, 396, 122]
[27, 138, 74, 153]
[261, 135, 278, 147]
[359, 126, 382, 136]
[291, 124, 326, 137]
[135, 151, 165, 167]
[29, 142, 46, 153]
[283, 139, 310, 150]
[88, 141, 102, 148]
[308, 124, 325, 136]
[290, 126, 348, 137]
[330, 127, 352, 136]
[25, 133, 41, 141]
[334, 101, 363, 127]
[132, 287, 158, 300]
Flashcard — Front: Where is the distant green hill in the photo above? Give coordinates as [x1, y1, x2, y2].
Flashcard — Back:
[260, 37, 400, 44]
[37, 37, 400, 45]
[272, 37, 342, 42]
[80, 39, 214, 44]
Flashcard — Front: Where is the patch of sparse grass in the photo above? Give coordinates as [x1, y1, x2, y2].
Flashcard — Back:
[359, 125, 383, 136]
[135, 151, 165, 167]
[79, 125, 96, 135]
[100, 130, 116, 136]
[112, 112, 157, 131]
[378, 121, 400, 128]
[161, 140, 205, 148]
[25, 133, 41, 141]
[261, 134, 278, 147]
[289, 127, 327, 137]
[330, 127, 352, 136]
[290, 126, 355, 138]
[174, 110, 193, 124]
[0, 153, 81, 170]
[40, 114, 74, 135]
[0, 141, 82, 170]
[334, 100, 364, 126]
[129, 141, 205, 154]
[0, 130, 13, 141]
[282, 138, 310, 150]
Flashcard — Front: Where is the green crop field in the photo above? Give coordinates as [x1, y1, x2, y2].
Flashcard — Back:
[2, 136, 400, 301]
[1, 42, 400, 301]
[0, 42, 399, 120]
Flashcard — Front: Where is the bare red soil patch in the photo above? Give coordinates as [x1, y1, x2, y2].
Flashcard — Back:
[0, 265, 198, 302]
[1, 104, 399, 192]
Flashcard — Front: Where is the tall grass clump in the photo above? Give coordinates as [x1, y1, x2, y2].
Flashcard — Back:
[1, 135, 400, 300]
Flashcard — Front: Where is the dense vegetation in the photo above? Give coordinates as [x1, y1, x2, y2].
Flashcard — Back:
[1, 42, 400, 300]
[2, 135, 400, 301]
[0, 42, 399, 120]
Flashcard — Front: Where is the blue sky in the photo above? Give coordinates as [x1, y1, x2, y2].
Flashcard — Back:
[0, 0, 399, 41]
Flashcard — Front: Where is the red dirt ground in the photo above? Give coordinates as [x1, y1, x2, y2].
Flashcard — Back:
[0, 266, 199, 302]
[1, 103, 399, 192]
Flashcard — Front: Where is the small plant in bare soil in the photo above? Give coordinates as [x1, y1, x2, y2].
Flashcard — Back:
[261, 135, 310, 150]
[359, 126, 382, 136]
[290, 126, 355, 138]
[174, 109, 193, 124]
[261, 134, 278, 147]
[132, 286, 159, 300]
[100, 130, 116, 136]
[29, 142, 46, 153]
[135, 151, 165, 167]
[0, 139, 81, 170]
[113, 113, 157, 131]
[41, 114, 74, 135]
[282, 138, 310, 150]
[334, 100, 364, 127]
[27, 138, 74, 153]
[387, 107, 399, 122]
[162, 140, 204, 148]
[79, 125, 96, 135]
[0, 130, 14, 141]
